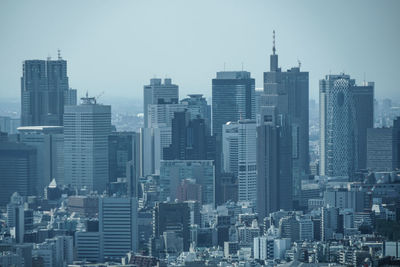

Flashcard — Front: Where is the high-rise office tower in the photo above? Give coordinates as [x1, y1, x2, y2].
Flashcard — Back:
[164, 111, 215, 161]
[212, 71, 255, 203]
[0, 116, 21, 134]
[64, 88, 77, 106]
[261, 31, 309, 205]
[256, 107, 292, 219]
[64, 95, 111, 192]
[0, 140, 37, 207]
[321, 206, 341, 241]
[320, 74, 374, 178]
[139, 127, 156, 177]
[353, 82, 374, 170]
[108, 132, 140, 183]
[160, 160, 215, 205]
[6, 192, 25, 243]
[237, 120, 257, 203]
[21, 54, 73, 126]
[367, 117, 400, 171]
[180, 94, 211, 134]
[320, 74, 356, 178]
[143, 78, 179, 128]
[212, 71, 255, 138]
[153, 202, 190, 252]
[99, 197, 138, 261]
[147, 103, 187, 169]
[18, 126, 64, 193]
[143, 78, 181, 174]
[222, 121, 239, 176]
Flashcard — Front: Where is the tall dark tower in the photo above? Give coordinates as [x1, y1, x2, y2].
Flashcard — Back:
[261, 31, 309, 208]
[21, 52, 70, 126]
[256, 107, 292, 219]
[212, 71, 255, 138]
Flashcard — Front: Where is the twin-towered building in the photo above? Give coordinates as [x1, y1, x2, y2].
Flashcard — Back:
[21, 55, 76, 127]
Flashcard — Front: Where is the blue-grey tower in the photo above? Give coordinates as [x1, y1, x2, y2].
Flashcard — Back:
[21, 51, 72, 126]
[260, 31, 309, 208]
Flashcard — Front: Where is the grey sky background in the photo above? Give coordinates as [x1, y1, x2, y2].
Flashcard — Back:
[0, 0, 399, 104]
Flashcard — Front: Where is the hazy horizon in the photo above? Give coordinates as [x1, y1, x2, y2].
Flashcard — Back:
[1, 0, 399, 102]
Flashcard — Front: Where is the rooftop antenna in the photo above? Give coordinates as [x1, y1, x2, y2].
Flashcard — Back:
[272, 30, 276, 55]
[57, 49, 62, 60]
[297, 59, 301, 69]
[363, 72, 366, 85]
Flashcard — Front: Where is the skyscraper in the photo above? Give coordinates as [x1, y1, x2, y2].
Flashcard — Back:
[222, 121, 239, 176]
[164, 111, 214, 161]
[147, 103, 188, 172]
[212, 71, 255, 202]
[143, 78, 179, 128]
[237, 119, 257, 203]
[64, 95, 111, 192]
[212, 71, 255, 138]
[180, 94, 211, 134]
[6, 192, 25, 243]
[256, 107, 292, 219]
[320, 74, 356, 178]
[108, 132, 139, 183]
[64, 88, 77, 106]
[153, 202, 190, 252]
[261, 31, 309, 205]
[353, 82, 374, 170]
[21, 54, 73, 126]
[0, 140, 37, 207]
[367, 117, 400, 171]
[320, 74, 374, 178]
[18, 126, 64, 192]
[160, 160, 215, 205]
[99, 197, 138, 261]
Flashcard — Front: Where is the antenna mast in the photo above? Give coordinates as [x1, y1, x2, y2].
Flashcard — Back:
[272, 30, 276, 55]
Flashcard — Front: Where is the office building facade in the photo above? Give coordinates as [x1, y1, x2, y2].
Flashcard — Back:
[212, 71, 255, 138]
[320, 74, 374, 178]
[0, 141, 37, 206]
[367, 117, 400, 171]
[64, 96, 111, 192]
[222, 121, 239, 176]
[99, 197, 138, 261]
[261, 35, 309, 205]
[21, 56, 74, 126]
[18, 126, 64, 192]
[143, 78, 179, 128]
[237, 120, 257, 203]
[256, 107, 292, 219]
[160, 160, 215, 205]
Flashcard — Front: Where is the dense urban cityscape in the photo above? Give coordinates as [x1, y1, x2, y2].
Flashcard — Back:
[1, 1, 400, 267]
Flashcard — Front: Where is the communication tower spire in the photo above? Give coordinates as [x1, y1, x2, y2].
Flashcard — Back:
[272, 30, 276, 55]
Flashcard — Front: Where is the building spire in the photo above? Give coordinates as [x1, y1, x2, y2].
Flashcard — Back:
[272, 30, 276, 55]
[270, 30, 278, 71]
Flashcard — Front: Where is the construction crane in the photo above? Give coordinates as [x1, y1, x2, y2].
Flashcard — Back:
[96, 91, 105, 103]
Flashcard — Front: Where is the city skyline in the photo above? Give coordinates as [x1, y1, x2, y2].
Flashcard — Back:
[1, 1, 400, 266]
[1, 0, 400, 102]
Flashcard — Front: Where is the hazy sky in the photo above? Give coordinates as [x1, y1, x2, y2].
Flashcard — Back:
[1, 0, 399, 103]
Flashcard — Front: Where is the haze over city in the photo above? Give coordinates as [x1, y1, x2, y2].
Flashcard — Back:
[1, 0, 400, 102]
[1, 1, 400, 267]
